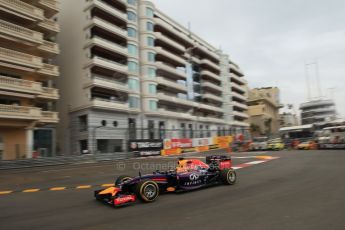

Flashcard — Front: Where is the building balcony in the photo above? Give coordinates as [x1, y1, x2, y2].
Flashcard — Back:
[154, 17, 192, 46]
[89, 98, 139, 113]
[85, 36, 128, 57]
[197, 116, 225, 124]
[0, 47, 42, 69]
[38, 40, 59, 55]
[200, 70, 221, 83]
[0, 19, 43, 45]
[85, 56, 128, 75]
[156, 61, 186, 79]
[38, 87, 59, 100]
[230, 63, 244, 76]
[85, 75, 129, 93]
[0, 75, 42, 95]
[86, 17, 127, 39]
[232, 91, 247, 102]
[157, 108, 196, 120]
[157, 93, 196, 107]
[231, 120, 250, 127]
[156, 76, 187, 92]
[154, 32, 185, 53]
[232, 101, 248, 110]
[231, 82, 246, 93]
[230, 73, 246, 85]
[200, 59, 220, 72]
[37, 0, 59, 18]
[85, 0, 127, 22]
[202, 93, 223, 103]
[0, 0, 44, 21]
[37, 63, 59, 77]
[201, 81, 223, 93]
[40, 111, 58, 123]
[155, 46, 187, 66]
[233, 111, 249, 119]
[0, 104, 41, 120]
[197, 103, 224, 113]
[37, 18, 60, 34]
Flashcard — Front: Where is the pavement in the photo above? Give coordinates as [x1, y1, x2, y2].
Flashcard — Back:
[0, 149, 345, 230]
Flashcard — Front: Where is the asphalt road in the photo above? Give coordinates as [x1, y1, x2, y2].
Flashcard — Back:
[1, 150, 345, 230]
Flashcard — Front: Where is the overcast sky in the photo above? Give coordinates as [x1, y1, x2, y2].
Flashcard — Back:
[152, 0, 345, 117]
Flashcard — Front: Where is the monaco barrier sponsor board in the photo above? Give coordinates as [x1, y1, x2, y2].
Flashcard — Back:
[129, 140, 163, 156]
[192, 137, 214, 147]
[213, 136, 233, 148]
[163, 138, 193, 149]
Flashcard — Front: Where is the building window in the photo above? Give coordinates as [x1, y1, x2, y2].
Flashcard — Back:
[127, 0, 136, 5]
[146, 7, 154, 17]
[127, 27, 137, 38]
[147, 22, 154, 31]
[129, 96, 139, 108]
[128, 78, 139, 90]
[148, 67, 156, 78]
[128, 44, 138, 56]
[147, 52, 155, 62]
[127, 12, 137, 21]
[78, 115, 88, 132]
[147, 37, 155, 47]
[148, 84, 157, 94]
[149, 100, 157, 111]
[128, 61, 138, 73]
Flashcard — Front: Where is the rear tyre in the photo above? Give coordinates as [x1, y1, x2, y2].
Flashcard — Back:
[135, 180, 159, 202]
[115, 175, 133, 186]
[220, 169, 236, 185]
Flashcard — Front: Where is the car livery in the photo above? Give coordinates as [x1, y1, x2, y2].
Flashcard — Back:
[94, 155, 237, 207]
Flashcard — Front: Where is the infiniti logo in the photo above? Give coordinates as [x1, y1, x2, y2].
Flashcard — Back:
[189, 173, 199, 181]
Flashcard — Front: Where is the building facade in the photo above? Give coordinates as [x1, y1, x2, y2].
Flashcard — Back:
[248, 87, 281, 136]
[300, 99, 337, 125]
[279, 112, 299, 128]
[56, 0, 249, 155]
[0, 0, 60, 160]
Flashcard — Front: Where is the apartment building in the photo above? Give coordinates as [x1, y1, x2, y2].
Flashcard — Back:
[248, 87, 282, 136]
[300, 99, 337, 125]
[0, 0, 60, 160]
[57, 0, 249, 155]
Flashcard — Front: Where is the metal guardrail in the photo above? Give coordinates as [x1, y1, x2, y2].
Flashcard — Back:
[0, 152, 134, 170]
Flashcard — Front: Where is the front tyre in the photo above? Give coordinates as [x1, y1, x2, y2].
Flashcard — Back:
[220, 169, 237, 185]
[135, 180, 159, 202]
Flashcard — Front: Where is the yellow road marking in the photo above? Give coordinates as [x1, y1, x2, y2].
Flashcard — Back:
[255, 156, 273, 160]
[101, 184, 114, 187]
[76, 185, 92, 189]
[0, 191, 13, 195]
[22, 189, 40, 193]
[50, 187, 66, 191]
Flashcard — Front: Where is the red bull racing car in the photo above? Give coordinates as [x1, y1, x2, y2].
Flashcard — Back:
[94, 155, 237, 207]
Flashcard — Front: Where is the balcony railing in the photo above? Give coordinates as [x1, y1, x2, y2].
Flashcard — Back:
[38, 18, 60, 33]
[157, 108, 196, 120]
[232, 91, 247, 102]
[0, 0, 44, 21]
[39, 87, 59, 99]
[201, 82, 223, 93]
[231, 82, 246, 93]
[200, 70, 221, 82]
[0, 104, 42, 120]
[156, 77, 187, 92]
[0, 75, 42, 94]
[87, 36, 128, 57]
[0, 47, 42, 69]
[155, 61, 186, 79]
[38, 40, 59, 55]
[232, 101, 248, 110]
[157, 93, 197, 107]
[37, 63, 59, 77]
[38, 0, 59, 17]
[85, 0, 127, 22]
[90, 98, 139, 113]
[88, 75, 129, 93]
[233, 111, 249, 119]
[40, 111, 59, 123]
[86, 56, 128, 74]
[154, 32, 186, 52]
[155, 46, 186, 66]
[200, 59, 220, 72]
[202, 93, 223, 103]
[198, 103, 224, 113]
[230, 63, 244, 76]
[88, 17, 127, 38]
[0, 19, 43, 44]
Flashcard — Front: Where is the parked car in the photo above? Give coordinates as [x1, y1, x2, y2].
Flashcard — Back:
[249, 137, 268, 151]
[267, 138, 285, 151]
[297, 141, 316, 150]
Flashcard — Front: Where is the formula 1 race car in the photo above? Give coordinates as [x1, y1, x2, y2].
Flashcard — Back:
[94, 155, 236, 207]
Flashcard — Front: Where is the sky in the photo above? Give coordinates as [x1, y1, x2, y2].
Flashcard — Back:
[151, 0, 345, 117]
